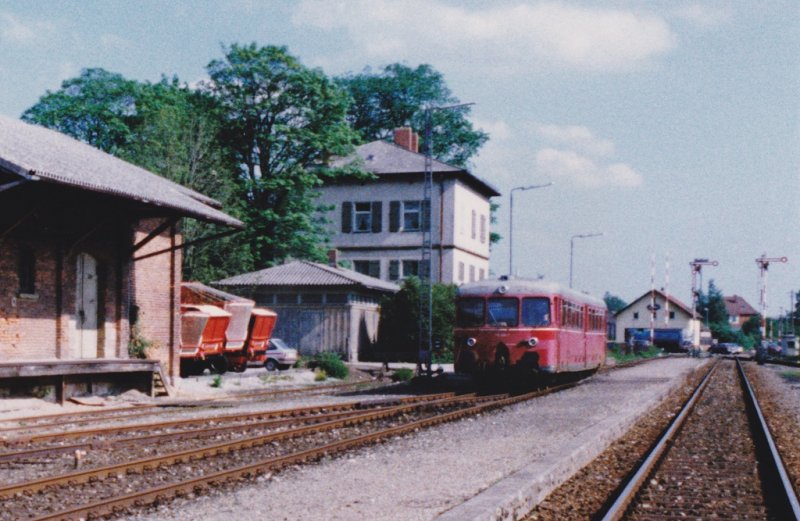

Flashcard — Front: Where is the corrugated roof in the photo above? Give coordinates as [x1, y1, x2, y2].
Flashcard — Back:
[0, 115, 242, 227]
[215, 260, 400, 293]
[333, 140, 500, 197]
[724, 295, 758, 317]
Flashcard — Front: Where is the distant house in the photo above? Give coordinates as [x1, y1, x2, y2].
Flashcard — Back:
[215, 258, 399, 362]
[0, 115, 241, 397]
[613, 289, 697, 350]
[318, 127, 500, 285]
[723, 295, 758, 329]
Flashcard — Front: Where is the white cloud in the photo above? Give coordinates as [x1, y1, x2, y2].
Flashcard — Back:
[0, 11, 54, 45]
[535, 124, 614, 157]
[535, 148, 642, 188]
[292, 1, 677, 73]
[473, 118, 512, 141]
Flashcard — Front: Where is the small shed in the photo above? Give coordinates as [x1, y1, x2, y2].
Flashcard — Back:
[215, 260, 399, 362]
[0, 115, 241, 400]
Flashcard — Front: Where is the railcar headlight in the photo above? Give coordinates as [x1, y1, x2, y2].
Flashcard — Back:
[466, 337, 477, 347]
[527, 337, 538, 347]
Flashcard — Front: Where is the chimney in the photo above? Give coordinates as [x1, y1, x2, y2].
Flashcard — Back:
[394, 127, 419, 153]
[327, 249, 339, 268]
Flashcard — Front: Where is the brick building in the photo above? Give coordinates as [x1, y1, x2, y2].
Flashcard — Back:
[0, 115, 240, 396]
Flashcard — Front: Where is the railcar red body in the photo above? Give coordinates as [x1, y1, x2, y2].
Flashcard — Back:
[454, 277, 607, 378]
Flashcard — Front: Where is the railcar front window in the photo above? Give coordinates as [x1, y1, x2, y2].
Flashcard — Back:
[488, 298, 518, 327]
[522, 298, 550, 327]
[456, 298, 485, 327]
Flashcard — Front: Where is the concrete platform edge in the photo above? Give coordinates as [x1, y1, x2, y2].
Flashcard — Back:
[435, 369, 696, 521]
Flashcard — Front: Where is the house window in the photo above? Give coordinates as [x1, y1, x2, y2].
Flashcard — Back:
[389, 200, 429, 232]
[326, 293, 348, 304]
[403, 201, 421, 231]
[18, 245, 35, 295]
[458, 262, 465, 282]
[302, 293, 323, 304]
[669, 311, 676, 319]
[479, 214, 486, 244]
[469, 265, 475, 282]
[633, 312, 639, 320]
[389, 260, 400, 281]
[353, 260, 380, 278]
[479, 268, 485, 280]
[341, 201, 382, 233]
[471, 210, 477, 239]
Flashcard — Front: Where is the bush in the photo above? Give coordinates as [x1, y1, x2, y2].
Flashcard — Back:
[312, 352, 349, 379]
[128, 325, 154, 359]
[314, 368, 327, 381]
[391, 367, 414, 382]
[210, 375, 223, 388]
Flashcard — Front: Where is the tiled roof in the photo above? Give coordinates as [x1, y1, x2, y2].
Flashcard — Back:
[724, 295, 758, 317]
[0, 115, 242, 227]
[615, 289, 695, 318]
[333, 140, 500, 197]
[214, 260, 400, 293]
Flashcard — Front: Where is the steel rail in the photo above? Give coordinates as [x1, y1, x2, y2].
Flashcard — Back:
[0, 392, 486, 498]
[737, 359, 800, 519]
[27, 387, 560, 521]
[2, 392, 456, 445]
[599, 359, 719, 521]
[0, 393, 469, 463]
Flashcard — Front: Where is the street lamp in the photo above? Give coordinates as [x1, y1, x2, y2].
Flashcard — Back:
[569, 232, 603, 288]
[508, 182, 553, 276]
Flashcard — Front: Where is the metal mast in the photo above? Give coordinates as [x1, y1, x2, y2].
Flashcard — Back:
[755, 254, 788, 338]
[689, 258, 718, 321]
[417, 103, 474, 376]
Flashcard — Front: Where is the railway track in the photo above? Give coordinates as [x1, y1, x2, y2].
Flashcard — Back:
[1, 383, 578, 521]
[599, 358, 800, 520]
[0, 379, 388, 438]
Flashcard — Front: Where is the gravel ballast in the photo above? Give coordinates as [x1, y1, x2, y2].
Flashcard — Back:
[118, 357, 703, 521]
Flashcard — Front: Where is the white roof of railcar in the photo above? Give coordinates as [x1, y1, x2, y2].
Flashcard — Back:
[457, 277, 606, 309]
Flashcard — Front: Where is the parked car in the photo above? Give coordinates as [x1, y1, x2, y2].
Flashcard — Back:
[710, 342, 742, 355]
[265, 338, 299, 371]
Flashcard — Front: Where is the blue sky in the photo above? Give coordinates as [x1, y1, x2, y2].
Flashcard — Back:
[1, 1, 797, 314]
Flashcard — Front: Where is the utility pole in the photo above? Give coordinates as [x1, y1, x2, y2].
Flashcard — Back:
[689, 258, 717, 350]
[508, 182, 552, 276]
[418, 103, 474, 376]
[755, 254, 788, 339]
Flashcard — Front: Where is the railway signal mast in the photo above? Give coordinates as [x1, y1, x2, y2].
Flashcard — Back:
[689, 258, 717, 349]
[755, 254, 788, 338]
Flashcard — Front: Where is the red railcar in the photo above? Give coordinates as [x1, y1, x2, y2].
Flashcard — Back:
[245, 308, 278, 365]
[454, 277, 607, 379]
[180, 304, 232, 376]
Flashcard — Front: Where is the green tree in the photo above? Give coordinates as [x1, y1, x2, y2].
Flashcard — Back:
[376, 277, 457, 362]
[207, 43, 362, 267]
[337, 63, 488, 167]
[22, 68, 140, 156]
[603, 292, 628, 314]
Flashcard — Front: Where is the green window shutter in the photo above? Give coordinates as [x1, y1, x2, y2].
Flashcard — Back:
[371, 201, 382, 233]
[422, 200, 431, 232]
[389, 201, 400, 232]
[341, 202, 352, 233]
[369, 260, 381, 279]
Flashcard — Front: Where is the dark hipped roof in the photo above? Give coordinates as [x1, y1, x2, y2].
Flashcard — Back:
[215, 260, 400, 293]
[724, 295, 758, 317]
[0, 115, 241, 227]
[614, 289, 695, 318]
[333, 140, 500, 197]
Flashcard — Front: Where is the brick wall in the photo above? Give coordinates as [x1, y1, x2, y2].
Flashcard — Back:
[132, 219, 182, 381]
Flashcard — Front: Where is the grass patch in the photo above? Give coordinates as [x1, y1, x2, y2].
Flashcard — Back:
[258, 373, 291, 385]
[391, 367, 415, 382]
[608, 344, 662, 364]
[210, 375, 223, 388]
[779, 370, 800, 383]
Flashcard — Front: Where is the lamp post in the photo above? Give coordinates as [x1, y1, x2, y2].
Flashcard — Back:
[569, 232, 603, 288]
[508, 182, 553, 276]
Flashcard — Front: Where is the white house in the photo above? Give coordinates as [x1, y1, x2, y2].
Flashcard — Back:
[319, 128, 500, 284]
[614, 289, 700, 350]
